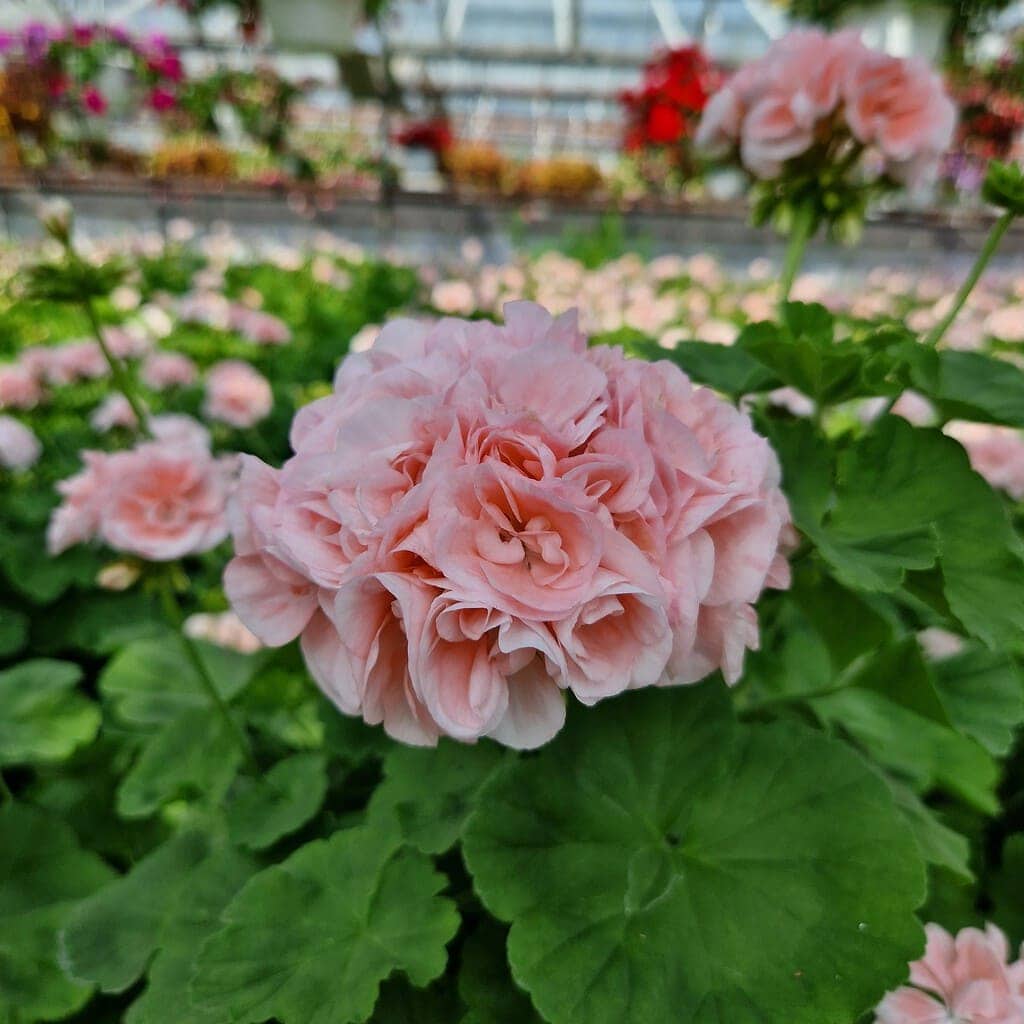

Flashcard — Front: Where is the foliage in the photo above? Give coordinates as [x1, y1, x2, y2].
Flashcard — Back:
[2, 228, 1024, 1024]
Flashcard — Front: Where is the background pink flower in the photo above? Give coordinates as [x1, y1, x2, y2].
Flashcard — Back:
[141, 351, 198, 390]
[0, 415, 41, 470]
[48, 436, 231, 561]
[224, 301, 790, 749]
[0, 363, 43, 409]
[945, 421, 1024, 501]
[203, 360, 273, 428]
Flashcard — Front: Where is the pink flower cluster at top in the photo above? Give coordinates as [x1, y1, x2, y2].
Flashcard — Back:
[696, 29, 956, 183]
[876, 923, 1024, 1024]
[48, 416, 231, 561]
[224, 302, 791, 748]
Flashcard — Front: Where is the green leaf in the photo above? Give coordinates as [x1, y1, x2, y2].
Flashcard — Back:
[190, 822, 460, 1024]
[22, 258, 128, 303]
[100, 635, 261, 728]
[887, 780, 973, 883]
[61, 831, 222, 994]
[0, 804, 114, 1023]
[735, 304, 863, 404]
[0, 659, 100, 766]
[0, 531, 100, 603]
[932, 647, 1024, 757]
[814, 686, 998, 814]
[117, 709, 245, 818]
[637, 340, 780, 396]
[227, 752, 328, 850]
[125, 848, 256, 1024]
[981, 160, 1024, 215]
[774, 418, 1024, 648]
[459, 921, 543, 1024]
[463, 685, 925, 1024]
[368, 740, 508, 854]
[0, 605, 28, 656]
[934, 351, 1024, 428]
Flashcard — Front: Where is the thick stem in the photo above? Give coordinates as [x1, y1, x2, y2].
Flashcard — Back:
[924, 210, 1015, 349]
[157, 577, 256, 769]
[778, 202, 816, 306]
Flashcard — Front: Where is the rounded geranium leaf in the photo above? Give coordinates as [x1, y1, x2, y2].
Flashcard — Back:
[463, 685, 926, 1024]
[368, 741, 509, 854]
[0, 659, 100, 766]
[227, 752, 328, 850]
[0, 804, 114, 1022]
[190, 822, 460, 1024]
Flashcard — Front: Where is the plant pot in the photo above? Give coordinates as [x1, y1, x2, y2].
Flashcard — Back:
[261, 0, 362, 53]
[838, 1, 950, 62]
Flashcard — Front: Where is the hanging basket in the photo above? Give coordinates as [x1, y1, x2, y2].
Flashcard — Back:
[838, 1, 950, 62]
[261, 0, 363, 53]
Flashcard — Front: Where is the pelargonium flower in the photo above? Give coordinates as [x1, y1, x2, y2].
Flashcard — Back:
[696, 29, 955, 185]
[48, 421, 230, 560]
[203, 360, 274, 429]
[224, 302, 790, 748]
[0, 415, 42, 470]
[0, 363, 43, 410]
[141, 350, 199, 390]
[876, 923, 1024, 1024]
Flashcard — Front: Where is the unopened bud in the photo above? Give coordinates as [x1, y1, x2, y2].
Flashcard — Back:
[96, 561, 140, 591]
[36, 197, 73, 243]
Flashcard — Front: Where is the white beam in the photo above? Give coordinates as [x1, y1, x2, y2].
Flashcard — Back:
[649, 0, 689, 46]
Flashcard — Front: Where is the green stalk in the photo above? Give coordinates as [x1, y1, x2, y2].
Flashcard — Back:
[778, 202, 816, 307]
[0, 770, 13, 804]
[80, 294, 152, 436]
[924, 210, 1015, 349]
[157, 576, 256, 769]
[59, 237, 153, 436]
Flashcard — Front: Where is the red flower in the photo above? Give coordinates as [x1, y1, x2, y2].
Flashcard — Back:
[619, 45, 720, 153]
[394, 117, 454, 153]
[81, 86, 108, 115]
[148, 86, 177, 112]
[645, 103, 686, 145]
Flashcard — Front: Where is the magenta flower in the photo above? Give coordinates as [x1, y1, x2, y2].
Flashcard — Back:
[148, 86, 177, 113]
[81, 86, 108, 116]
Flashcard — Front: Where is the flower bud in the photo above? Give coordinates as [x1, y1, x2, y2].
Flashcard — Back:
[96, 561, 141, 591]
[35, 197, 73, 244]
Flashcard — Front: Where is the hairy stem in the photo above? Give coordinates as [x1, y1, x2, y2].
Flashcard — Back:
[778, 202, 816, 306]
[924, 210, 1015, 349]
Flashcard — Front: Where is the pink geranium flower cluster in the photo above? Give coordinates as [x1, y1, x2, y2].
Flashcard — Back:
[178, 291, 292, 345]
[224, 302, 790, 748]
[48, 416, 231, 561]
[876, 923, 1024, 1023]
[696, 29, 956, 183]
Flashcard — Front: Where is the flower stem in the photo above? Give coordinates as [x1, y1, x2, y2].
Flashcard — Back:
[924, 210, 1015, 349]
[778, 202, 815, 306]
[0, 770, 13, 804]
[157, 576, 256, 769]
[80, 295, 152, 436]
[59, 237, 152, 437]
